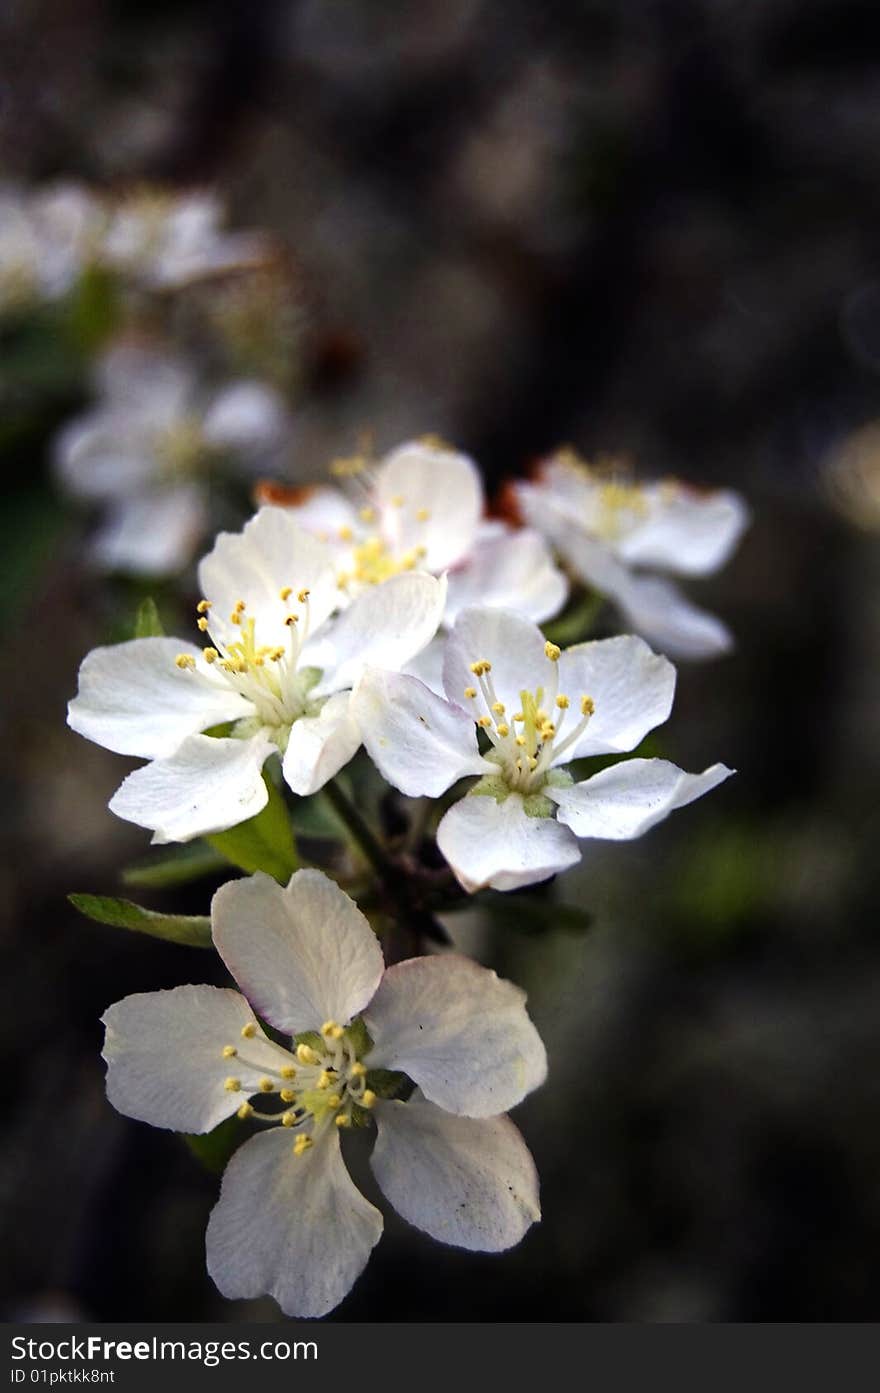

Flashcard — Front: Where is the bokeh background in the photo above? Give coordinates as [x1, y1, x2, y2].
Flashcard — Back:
[2, 0, 880, 1322]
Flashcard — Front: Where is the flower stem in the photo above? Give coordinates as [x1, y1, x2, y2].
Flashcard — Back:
[322, 779, 391, 880]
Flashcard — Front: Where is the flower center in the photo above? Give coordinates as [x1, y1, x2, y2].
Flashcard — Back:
[219, 1018, 375, 1156]
[155, 417, 213, 483]
[554, 448, 649, 541]
[463, 642, 595, 796]
[174, 588, 325, 741]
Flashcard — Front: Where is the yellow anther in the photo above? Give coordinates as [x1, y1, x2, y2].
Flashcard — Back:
[327, 1093, 342, 1109]
[175, 653, 196, 670]
[237, 1102, 254, 1120]
[222, 1045, 238, 1059]
[230, 610, 242, 626]
[321, 1020, 339, 1037]
[335, 1113, 352, 1128]
[317, 1071, 332, 1090]
[203, 647, 218, 664]
[464, 687, 477, 700]
[234, 599, 246, 612]
[280, 1065, 296, 1080]
[391, 495, 405, 507]
[556, 694, 570, 709]
[528, 756, 538, 770]
[224, 1077, 241, 1093]
[477, 716, 492, 729]
[197, 617, 209, 631]
[350, 1061, 367, 1078]
[279, 586, 292, 601]
[492, 702, 506, 714]
[258, 1078, 275, 1094]
[293, 1135, 313, 1157]
[515, 735, 527, 747]
[469, 659, 492, 675]
[281, 1111, 296, 1127]
[496, 722, 510, 737]
[416, 507, 430, 521]
[581, 695, 595, 716]
[196, 599, 212, 613]
[284, 613, 299, 626]
[361, 1090, 377, 1109]
[545, 640, 561, 661]
[241, 1023, 257, 1039]
[280, 1089, 297, 1104]
[513, 712, 524, 722]
[297, 588, 310, 604]
[269, 646, 285, 661]
[338, 525, 354, 541]
[360, 506, 376, 522]
[540, 723, 556, 740]
[296, 1044, 320, 1065]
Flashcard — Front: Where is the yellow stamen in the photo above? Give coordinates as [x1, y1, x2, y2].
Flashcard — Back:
[175, 654, 195, 670]
[350, 1061, 367, 1078]
[237, 1102, 254, 1120]
[297, 588, 310, 604]
[280, 1090, 297, 1105]
[361, 1090, 376, 1109]
[241, 1023, 257, 1039]
[581, 696, 595, 716]
[556, 694, 570, 709]
[224, 1077, 241, 1093]
[327, 1094, 342, 1109]
[280, 1065, 296, 1080]
[258, 1078, 274, 1094]
[279, 586, 292, 601]
[464, 686, 477, 699]
[545, 640, 561, 661]
[281, 1111, 295, 1127]
[496, 723, 510, 737]
[293, 1135, 313, 1156]
[203, 647, 218, 663]
[491, 701, 505, 714]
[221, 1045, 237, 1059]
[197, 617, 209, 631]
[296, 1044, 320, 1065]
[196, 599, 212, 613]
[335, 1113, 351, 1128]
[416, 507, 430, 521]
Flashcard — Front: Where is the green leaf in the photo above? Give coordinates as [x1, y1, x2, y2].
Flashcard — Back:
[184, 1114, 246, 1175]
[68, 893, 212, 948]
[133, 596, 165, 639]
[206, 775, 298, 884]
[121, 842, 228, 890]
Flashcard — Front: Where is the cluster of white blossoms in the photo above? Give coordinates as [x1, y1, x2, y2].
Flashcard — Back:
[103, 871, 545, 1318]
[69, 430, 744, 1317]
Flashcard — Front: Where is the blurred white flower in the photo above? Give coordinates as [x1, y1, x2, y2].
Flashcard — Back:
[514, 451, 750, 660]
[0, 182, 103, 311]
[352, 606, 733, 892]
[102, 868, 545, 1317]
[266, 436, 568, 627]
[100, 189, 273, 290]
[68, 506, 446, 840]
[54, 341, 290, 575]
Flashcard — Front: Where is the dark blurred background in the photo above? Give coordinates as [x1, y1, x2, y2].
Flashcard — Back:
[2, 0, 880, 1321]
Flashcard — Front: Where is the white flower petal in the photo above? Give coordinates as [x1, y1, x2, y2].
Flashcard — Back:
[616, 572, 735, 660]
[554, 635, 676, 760]
[211, 869, 385, 1035]
[364, 956, 546, 1117]
[375, 440, 483, 571]
[549, 758, 734, 839]
[53, 413, 159, 501]
[372, 1095, 540, 1252]
[95, 342, 196, 420]
[400, 634, 447, 696]
[198, 507, 341, 653]
[90, 486, 207, 576]
[281, 692, 362, 796]
[206, 1126, 383, 1319]
[617, 485, 750, 576]
[437, 792, 580, 893]
[351, 668, 491, 798]
[102, 985, 281, 1133]
[442, 607, 550, 715]
[68, 637, 252, 758]
[445, 529, 568, 627]
[313, 572, 447, 694]
[202, 381, 287, 455]
[109, 733, 274, 843]
[277, 485, 361, 545]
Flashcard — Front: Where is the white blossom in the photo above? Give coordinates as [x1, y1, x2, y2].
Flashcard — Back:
[100, 189, 273, 291]
[68, 506, 447, 841]
[0, 182, 103, 311]
[102, 869, 545, 1317]
[351, 606, 733, 892]
[514, 451, 750, 660]
[54, 341, 290, 575]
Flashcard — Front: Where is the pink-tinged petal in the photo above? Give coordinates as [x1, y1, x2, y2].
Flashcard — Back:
[437, 793, 580, 893]
[282, 692, 362, 796]
[375, 440, 483, 571]
[443, 607, 550, 715]
[372, 1095, 540, 1251]
[313, 571, 446, 694]
[68, 637, 252, 759]
[102, 985, 282, 1133]
[549, 758, 734, 839]
[211, 869, 384, 1035]
[364, 955, 546, 1117]
[109, 733, 273, 843]
[206, 1126, 382, 1318]
[350, 668, 491, 798]
[445, 528, 568, 627]
[553, 635, 676, 761]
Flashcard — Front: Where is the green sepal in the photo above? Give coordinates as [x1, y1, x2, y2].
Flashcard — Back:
[121, 842, 228, 890]
[364, 1068, 410, 1100]
[292, 1029, 323, 1052]
[345, 1016, 373, 1059]
[206, 774, 298, 884]
[132, 595, 164, 639]
[184, 1113, 247, 1175]
[68, 893, 212, 948]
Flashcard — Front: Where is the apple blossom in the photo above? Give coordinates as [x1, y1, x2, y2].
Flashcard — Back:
[351, 606, 733, 892]
[102, 869, 546, 1317]
[68, 506, 446, 841]
[100, 188, 273, 291]
[513, 450, 750, 660]
[0, 182, 103, 312]
[54, 341, 290, 575]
